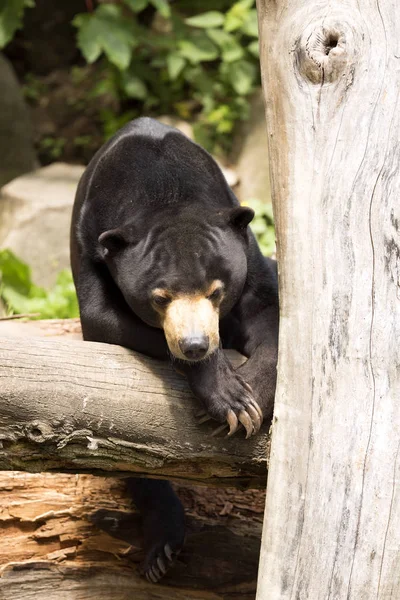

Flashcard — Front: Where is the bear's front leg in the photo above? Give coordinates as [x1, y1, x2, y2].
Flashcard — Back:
[179, 348, 263, 438]
[236, 341, 278, 424]
[233, 302, 279, 424]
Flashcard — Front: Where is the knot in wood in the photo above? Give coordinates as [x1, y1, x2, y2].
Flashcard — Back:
[296, 24, 348, 84]
[26, 420, 54, 443]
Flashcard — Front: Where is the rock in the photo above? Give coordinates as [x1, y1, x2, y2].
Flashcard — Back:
[0, 163, 84, 289]
[0, 54, 37, 187]
[230, 89, 272, 205]
[157, 116, 195, 140]
[215, 160, 239, 189]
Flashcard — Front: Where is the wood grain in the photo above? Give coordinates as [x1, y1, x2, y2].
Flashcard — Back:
[256, 0, 400, 598]
[0, 333, 269, 487]
[0, 471, 262, 599]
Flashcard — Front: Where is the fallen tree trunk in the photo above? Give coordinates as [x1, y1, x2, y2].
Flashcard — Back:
[0, 471, 263, 600]
[0, 333, 268, 487]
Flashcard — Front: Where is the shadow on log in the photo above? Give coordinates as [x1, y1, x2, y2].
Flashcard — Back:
[0, 472, 263, 600]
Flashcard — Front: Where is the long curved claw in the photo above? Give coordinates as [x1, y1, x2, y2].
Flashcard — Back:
[250, 400, 263, 422]
[243, 381, 253, 394]
[226, 409, 239, 436]
[146, 569, 158, 584]
[238, 410, 254, 439]
[197, 413, 212, 424]
[195, 409, 207, 418]
[247, 404, 262, 433]
[157, 556, 167, 575]
[211, 422, 229, 437]
[164, 543, 174, 562]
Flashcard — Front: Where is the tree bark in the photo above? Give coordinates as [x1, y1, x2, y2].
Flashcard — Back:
[0, 471, 263, 600]
[0, 328, 268, 488]
[256, 1, 400, 598]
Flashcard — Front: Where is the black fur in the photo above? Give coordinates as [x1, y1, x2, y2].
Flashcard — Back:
[70, 117, 279, 582]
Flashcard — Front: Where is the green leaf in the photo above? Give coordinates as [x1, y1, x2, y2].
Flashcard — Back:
[123, 0, 149, 12]
[243, 199, 275, 256]
[167, 53, 186, 80]
[122, 72, 147, 99]
[73, 4, 137, 70]
[224, 0, 254, 33]
[0, 248, 33, 296]
[242, 9, 258, 37]
[251, 218, 268, 234]
[227, 60, 256, 95]
[100, 109, 136, 141]
[224, 13, 242, 33]
[43, 269, 79, 319]
[216, 120, 234, 134]
[178, 33, 218, 64]
[206, 28, 244, 62]
[0, 249, 79, 319]
[206, 104, 230, 124]
[0, 0, 34, 49]
[247, 39, 259, 57]
[185, 11, 224, 29]
[149, 0, 171, 18]
[73, 14, 101, 63]
[183, 66, 215, 97]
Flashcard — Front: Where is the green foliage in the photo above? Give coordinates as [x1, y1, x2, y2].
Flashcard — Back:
[0, 249, 79, 319]
[73, 4, 139, 71]
[1, 0, 261, 154]
[22, 72, 47, 102]
[38, 136, 66, 161]
[72, 0, 261, 152]
[185, 11, 225, 29]
[244, 199, 276, 256]
[99, 108, 136, 141]
[0, 0, 34, 49]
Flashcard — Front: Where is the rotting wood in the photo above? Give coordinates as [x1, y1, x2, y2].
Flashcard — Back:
[0, 471, 263, 600]
[0, 330, 269, 488]
[256, 0, 400, 598]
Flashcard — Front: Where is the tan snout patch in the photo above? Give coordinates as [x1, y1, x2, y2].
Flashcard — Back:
[162, 296, 220, 361]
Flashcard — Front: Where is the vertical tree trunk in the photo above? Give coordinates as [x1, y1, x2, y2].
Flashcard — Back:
[256, 1, 400, 598]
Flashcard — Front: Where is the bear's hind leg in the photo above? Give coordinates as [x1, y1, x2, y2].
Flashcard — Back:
[127, 478, 185, 583]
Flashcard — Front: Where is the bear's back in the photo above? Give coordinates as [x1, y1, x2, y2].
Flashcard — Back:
[76, 118, 236, 230]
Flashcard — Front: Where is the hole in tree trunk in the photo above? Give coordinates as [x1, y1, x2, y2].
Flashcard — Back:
[325, 34, 339, 54]
[30, 427, 43, 437]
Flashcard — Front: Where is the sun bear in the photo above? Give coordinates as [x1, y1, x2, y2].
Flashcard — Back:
[70, 117, 279, 583]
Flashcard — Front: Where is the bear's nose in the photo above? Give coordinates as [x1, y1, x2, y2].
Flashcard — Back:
[179, 335, 209, 360]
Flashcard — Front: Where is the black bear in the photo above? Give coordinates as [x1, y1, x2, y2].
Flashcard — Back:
[70, 117, 279, 583]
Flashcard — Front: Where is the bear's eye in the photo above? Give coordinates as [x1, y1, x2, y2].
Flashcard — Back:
[153, 294, 171, 308]
[207, 288, 222, 302]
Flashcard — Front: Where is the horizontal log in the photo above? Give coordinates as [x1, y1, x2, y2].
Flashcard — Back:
[0, 334, 269, 487]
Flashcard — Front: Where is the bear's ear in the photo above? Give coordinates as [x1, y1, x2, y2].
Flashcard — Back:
[98, 229, 127, 256]
[229, 206, 255, 230]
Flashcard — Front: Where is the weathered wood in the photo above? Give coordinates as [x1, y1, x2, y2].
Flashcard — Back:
[0, 471, 263, 599]
[256, 0, 400, 598]
[0, 333, 268, 487]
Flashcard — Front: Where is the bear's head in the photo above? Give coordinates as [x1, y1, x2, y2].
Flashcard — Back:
[98, 205, 254, 362]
